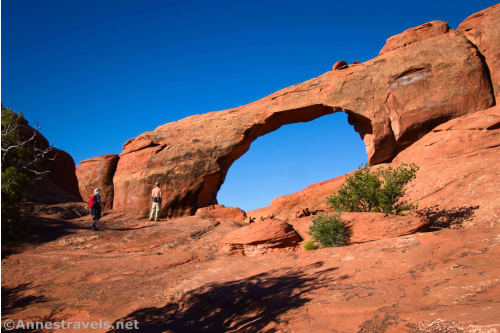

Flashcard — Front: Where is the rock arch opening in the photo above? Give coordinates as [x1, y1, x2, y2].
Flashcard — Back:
[217, 111, 369, 212]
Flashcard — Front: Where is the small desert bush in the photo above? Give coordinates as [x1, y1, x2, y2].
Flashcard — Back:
[303, 240, 318, 251]
[308, 213, 351, 248]
[327, 163, 419, 215]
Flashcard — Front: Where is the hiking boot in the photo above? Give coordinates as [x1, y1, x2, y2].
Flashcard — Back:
[91, 224, 98, 231]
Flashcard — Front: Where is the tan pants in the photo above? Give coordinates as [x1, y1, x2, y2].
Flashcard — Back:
[149, 202, 161, 221]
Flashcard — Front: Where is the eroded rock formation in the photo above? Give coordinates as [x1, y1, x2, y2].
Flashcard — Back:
[76, 154, 119, 209]
[220, 219, 302, 255]
[112, 5, 498, 217]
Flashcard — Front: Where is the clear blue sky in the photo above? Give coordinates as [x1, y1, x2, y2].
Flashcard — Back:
[2, 0, 495, 210]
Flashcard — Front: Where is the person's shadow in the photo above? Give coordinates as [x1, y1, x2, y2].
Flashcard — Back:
[108, 262, 347, 332]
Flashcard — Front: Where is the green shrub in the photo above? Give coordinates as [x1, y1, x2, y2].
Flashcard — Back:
[303, 240, 318, 251]
[327, 163, 418, 215]
[308, 213, 351, 248]
[327, 165, 381, 212]
[377, 164, 419, 215]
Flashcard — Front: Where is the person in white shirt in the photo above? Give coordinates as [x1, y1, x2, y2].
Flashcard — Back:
[149, 182, 162, 222]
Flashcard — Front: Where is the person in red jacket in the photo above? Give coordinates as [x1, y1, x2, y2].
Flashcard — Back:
[149, 182, 162, 222]
[89, 188, 103, 231]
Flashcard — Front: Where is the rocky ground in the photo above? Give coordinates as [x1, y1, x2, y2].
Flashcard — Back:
[2, 210, 499, 332]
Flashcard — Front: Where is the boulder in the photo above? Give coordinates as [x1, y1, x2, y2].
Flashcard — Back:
[289, 212, 429, 245]
[76, 154, 119, 210]
[195, 204, 247, 222]
[379, 20, 449, 55]
[332, 60, 348, 70]
[458, 3, 500, 99]
[220, 219, 302, 255]
[113, 19, 493, 217]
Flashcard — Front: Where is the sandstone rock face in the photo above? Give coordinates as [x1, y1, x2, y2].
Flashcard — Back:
[393, 106, 500, 227]
[220, 219, 302, 255]
[458, 3, 500, 99]
[253, 106, 500, 227]
[12, 115, 82, 203]
[379, 20, 449, 55]
[290, 212, 429, 245]
[114, 14, 494, 216]
[49, 149, 81, 200]
[195, 204, 246, 222]
[76, 154, 119, 210]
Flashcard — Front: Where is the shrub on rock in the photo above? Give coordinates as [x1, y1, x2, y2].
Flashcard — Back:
[308, 213, 351, 248]
[327, 163, 419, 215]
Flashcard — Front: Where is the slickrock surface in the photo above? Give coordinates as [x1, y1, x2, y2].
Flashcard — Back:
[112, 6, 496, 217]
[2, 213, 499, 332]
[195, 204, 247, 222]
[76, 154, 119, 210]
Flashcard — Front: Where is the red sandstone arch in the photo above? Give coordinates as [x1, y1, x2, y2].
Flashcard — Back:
[112, 27, 493, 217]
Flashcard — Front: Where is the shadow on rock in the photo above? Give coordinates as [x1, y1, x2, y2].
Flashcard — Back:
[2, 283, 48, 316]
[24, 216, 88, 244]
[109, 262, 342, 333]
[417, 205, 479, 230]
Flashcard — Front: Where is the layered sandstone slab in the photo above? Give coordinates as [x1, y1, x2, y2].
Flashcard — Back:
[195, 204, 247, 222]
[290, 212, 429, 245]
[220, 219, 302, 255]
[76, 154, 119, 210]
[458, 3, 500, 99]
[251, 106, 500, 227]
[113, 19, 494, 217]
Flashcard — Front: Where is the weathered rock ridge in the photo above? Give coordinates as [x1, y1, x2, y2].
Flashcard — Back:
[109, 5, 498, 217]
